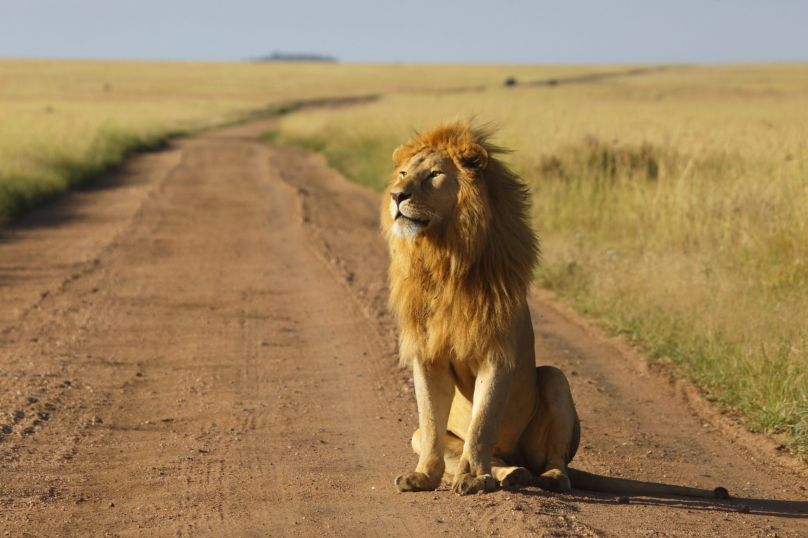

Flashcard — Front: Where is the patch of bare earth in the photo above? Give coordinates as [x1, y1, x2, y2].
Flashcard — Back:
[0, 119, 805, 537]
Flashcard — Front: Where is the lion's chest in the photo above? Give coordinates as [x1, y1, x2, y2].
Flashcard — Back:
[392, 253, 507, 363]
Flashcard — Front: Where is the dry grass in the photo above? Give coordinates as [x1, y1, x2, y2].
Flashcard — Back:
[270, 64, 808, 456]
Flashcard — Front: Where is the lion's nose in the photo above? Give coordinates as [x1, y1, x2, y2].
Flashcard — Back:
[391, 191, 412, 206]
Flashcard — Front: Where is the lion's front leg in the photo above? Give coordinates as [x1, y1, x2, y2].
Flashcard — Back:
[452, 360, 514, 495]
[395, 359, 454, 492]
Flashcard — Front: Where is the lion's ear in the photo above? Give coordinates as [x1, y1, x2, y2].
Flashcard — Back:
[392, 146, 406, 168]
[458, 143, 488, 171]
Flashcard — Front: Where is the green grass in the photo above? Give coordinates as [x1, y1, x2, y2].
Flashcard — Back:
[0, 127, 172, 226]
[531, 136, 808, 456]
[263, 126, 396, 192]
[537, 256, 808, 451]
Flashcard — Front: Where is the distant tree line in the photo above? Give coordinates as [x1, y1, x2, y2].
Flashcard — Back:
[254, 51, 337, 63]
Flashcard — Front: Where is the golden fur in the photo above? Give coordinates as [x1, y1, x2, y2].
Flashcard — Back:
[381, 121, 539, 369]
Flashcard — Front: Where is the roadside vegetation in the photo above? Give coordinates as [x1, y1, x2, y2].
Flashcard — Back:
[269, 65, 808, 457]
[3, 59, 806, 457]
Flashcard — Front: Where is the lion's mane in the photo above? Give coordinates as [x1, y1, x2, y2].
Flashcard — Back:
[382, 121, 540, 368]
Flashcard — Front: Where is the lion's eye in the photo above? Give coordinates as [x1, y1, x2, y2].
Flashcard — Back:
[400, 171, 407, 176]
[429, 171, 441, 178]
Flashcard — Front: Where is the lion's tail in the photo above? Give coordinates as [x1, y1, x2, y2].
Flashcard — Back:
[566, 467, 729, 499]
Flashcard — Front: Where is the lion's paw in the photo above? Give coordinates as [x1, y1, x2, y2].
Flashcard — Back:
[452, 473, 496, 496]
[534, 469, 571, 494]
[395, 472, 438, 492]
[500, 467, 533, 488]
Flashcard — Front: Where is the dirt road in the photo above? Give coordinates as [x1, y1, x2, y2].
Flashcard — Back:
[1, 119, 806, 537]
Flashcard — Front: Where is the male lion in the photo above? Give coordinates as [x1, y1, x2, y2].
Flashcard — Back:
[383, 120, 729, 499]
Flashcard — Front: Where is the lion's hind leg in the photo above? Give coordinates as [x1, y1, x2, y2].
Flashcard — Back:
[522, 366, 580, 494]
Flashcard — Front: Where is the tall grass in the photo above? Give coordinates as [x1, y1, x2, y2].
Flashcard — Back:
[0, 126, 172, 226]
[268, 65, 808, 456]
[533, 137, 808, 452]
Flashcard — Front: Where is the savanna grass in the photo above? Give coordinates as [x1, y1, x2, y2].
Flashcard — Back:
[0, 126, 170, 225]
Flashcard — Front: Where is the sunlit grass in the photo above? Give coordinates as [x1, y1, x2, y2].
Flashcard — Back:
[270, 64, 808, 456]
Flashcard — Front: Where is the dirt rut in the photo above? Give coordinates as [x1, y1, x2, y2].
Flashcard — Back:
[0, 119, 805, 537]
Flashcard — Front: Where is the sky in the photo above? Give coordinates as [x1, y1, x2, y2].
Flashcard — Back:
[2, 0, 807, 64]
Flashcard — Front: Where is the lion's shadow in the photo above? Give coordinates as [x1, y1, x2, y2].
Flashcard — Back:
[507, 486, 808, 519]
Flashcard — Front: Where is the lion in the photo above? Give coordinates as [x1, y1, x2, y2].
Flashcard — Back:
[382, 120, 729, 499]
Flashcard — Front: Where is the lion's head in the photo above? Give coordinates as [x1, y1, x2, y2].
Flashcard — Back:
[384, 133, 486, 242]
[382, 121, 539, 367]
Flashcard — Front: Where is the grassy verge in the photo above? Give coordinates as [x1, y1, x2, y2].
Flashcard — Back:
[266, 66, 808, 457]
[0, 127, 174, 226]
[532, 137, 807, 454]
[263, 124, 397, 192]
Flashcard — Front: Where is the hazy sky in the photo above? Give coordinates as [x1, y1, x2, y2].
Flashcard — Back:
[2, 0, 807, 64]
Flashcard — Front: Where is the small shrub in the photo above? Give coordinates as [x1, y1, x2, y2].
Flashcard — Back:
[535, 136, 671, 184]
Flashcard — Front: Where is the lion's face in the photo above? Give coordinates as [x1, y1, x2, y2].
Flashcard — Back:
[388, 151, 461, 239]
